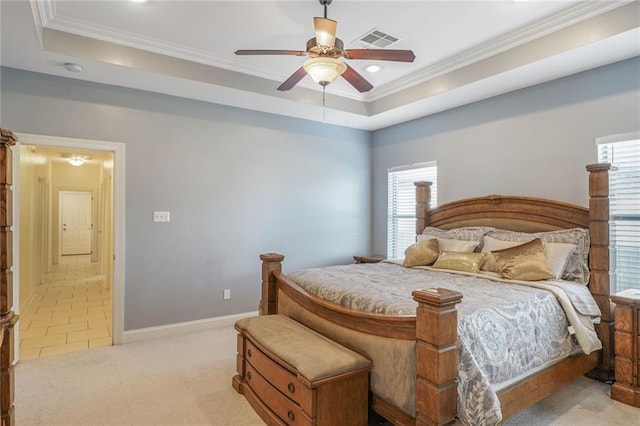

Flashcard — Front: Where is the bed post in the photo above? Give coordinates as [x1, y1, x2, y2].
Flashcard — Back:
[259, 253, 284, 315]
[585, 163, 614, 382]
[412, 288, 463, 426]
[415, 181, 432, 235]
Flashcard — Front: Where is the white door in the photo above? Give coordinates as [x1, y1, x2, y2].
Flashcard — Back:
[60, 191, 93, 255]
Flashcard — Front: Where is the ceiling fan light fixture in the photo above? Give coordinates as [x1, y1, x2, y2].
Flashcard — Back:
[303, 57, 347, 86]
[314, 17, 337, 48]
[234, 0, 414, 93]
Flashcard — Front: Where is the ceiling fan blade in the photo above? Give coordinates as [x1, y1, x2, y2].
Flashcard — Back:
[277, 67, 308, 91]
[235, 50, 306, 56]
[342, 64, 373, 93]
[343, 49, 416, 62]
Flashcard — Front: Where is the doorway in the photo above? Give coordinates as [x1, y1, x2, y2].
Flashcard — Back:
[14, 134, 125, 359]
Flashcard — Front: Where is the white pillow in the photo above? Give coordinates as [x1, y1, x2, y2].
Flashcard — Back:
[543, 242, 576, 279]
[418, 234, 479, 253]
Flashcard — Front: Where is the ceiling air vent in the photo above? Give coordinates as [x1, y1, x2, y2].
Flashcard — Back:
[353, 28, 400, 49]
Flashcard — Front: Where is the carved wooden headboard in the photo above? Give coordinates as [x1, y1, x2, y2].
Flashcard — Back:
[414, 163, 614, 382]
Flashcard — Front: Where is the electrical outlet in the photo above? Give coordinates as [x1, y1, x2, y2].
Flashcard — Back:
[223, 289, 231, 300]
[153, 211, 170, 222]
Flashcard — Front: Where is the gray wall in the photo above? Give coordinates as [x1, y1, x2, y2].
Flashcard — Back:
[4, 57, 639, 328]
[371, 57, 640, 256]
[1, 67, 371, 330]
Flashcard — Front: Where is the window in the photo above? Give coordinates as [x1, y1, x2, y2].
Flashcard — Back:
[387, 162, 437, 259]
[597, 135, 640, 292]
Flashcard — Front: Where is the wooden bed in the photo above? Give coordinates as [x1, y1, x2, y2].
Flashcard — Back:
[258, 163, 614, 425]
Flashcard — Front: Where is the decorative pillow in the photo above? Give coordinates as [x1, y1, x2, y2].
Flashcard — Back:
[418, 235, 479, 253]
[432, 252, 486, 273]
[480, 235, 576, 279]
[480, 236, 525, 272]
[403, 238, 440, 268]
[421, 226, 494, 251]
[491, 238, 554, 281]
[485, 228, 589, 284]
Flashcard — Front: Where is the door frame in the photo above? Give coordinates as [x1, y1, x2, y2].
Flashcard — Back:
[36, 177, 50, 282]
[14, 133, 125, 346]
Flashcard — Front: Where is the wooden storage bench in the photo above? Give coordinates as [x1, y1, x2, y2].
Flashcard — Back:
[233, 314, 372, 425]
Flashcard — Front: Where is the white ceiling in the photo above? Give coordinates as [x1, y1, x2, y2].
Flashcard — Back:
[1, 0, 639, 130]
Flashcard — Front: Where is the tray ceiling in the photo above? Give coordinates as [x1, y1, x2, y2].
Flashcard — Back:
[1, 0, 639, 130]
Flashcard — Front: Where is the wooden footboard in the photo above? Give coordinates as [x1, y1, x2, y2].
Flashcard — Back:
[260, 253, 464, 425]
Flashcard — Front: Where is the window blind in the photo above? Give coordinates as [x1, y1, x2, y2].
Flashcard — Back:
[387, 163, 437, 259]
[598, 137, 640, 292]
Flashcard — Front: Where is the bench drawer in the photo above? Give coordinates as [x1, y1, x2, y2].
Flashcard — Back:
[234, 315, 371, 426]
[245, 339, 313, 413]
[245, 363, 311, 426]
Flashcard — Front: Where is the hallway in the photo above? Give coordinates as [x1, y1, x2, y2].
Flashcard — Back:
[19, 255, 112, 359]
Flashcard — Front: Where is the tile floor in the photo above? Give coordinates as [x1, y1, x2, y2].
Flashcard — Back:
[19, 255, 112, 359]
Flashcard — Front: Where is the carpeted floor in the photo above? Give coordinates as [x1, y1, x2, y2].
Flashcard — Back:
[16, 326, 640, 426]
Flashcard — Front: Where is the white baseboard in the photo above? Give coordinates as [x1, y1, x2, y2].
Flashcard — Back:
[123, 311, 258, 344]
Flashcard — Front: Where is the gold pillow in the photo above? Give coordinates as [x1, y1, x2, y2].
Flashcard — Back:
[403, 238, 439, 267]
[492, 238, 555, 281]
[480, 236, 527, 272]
[432, 251, 485, 273]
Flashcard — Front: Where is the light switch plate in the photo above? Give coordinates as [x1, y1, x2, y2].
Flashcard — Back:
[153, 211, 170, 222]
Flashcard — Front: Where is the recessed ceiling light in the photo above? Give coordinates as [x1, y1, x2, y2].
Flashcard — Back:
[128, 0, 148, 3]
[64, 63, 83, 72]
[365, 65, 382, 73]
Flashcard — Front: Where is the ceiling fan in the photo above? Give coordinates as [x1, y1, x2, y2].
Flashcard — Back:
[234, 0, 416, 93]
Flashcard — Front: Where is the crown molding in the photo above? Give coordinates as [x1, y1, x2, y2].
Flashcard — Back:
[36, 0, 55, 23]
[35, 0, 365, 101]
[35, 1, 286, 82]
[29, 0, 46, 47]
[33, 0, 633, 104]
[367, 0, 634, 101]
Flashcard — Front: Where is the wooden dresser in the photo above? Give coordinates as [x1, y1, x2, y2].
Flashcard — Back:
[233, 315, 371, 426]
[610, 288, 640, 408]
[0, 127, 18, 426]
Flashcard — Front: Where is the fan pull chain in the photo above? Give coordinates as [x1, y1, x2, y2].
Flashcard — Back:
[322, 86, 326, 122]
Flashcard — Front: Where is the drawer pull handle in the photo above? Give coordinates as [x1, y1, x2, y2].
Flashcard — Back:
[247, 349, 252, 358]
[287, 411, 295, 422]
[287, 383, 295, 394]
[246, 371, 252, 380]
